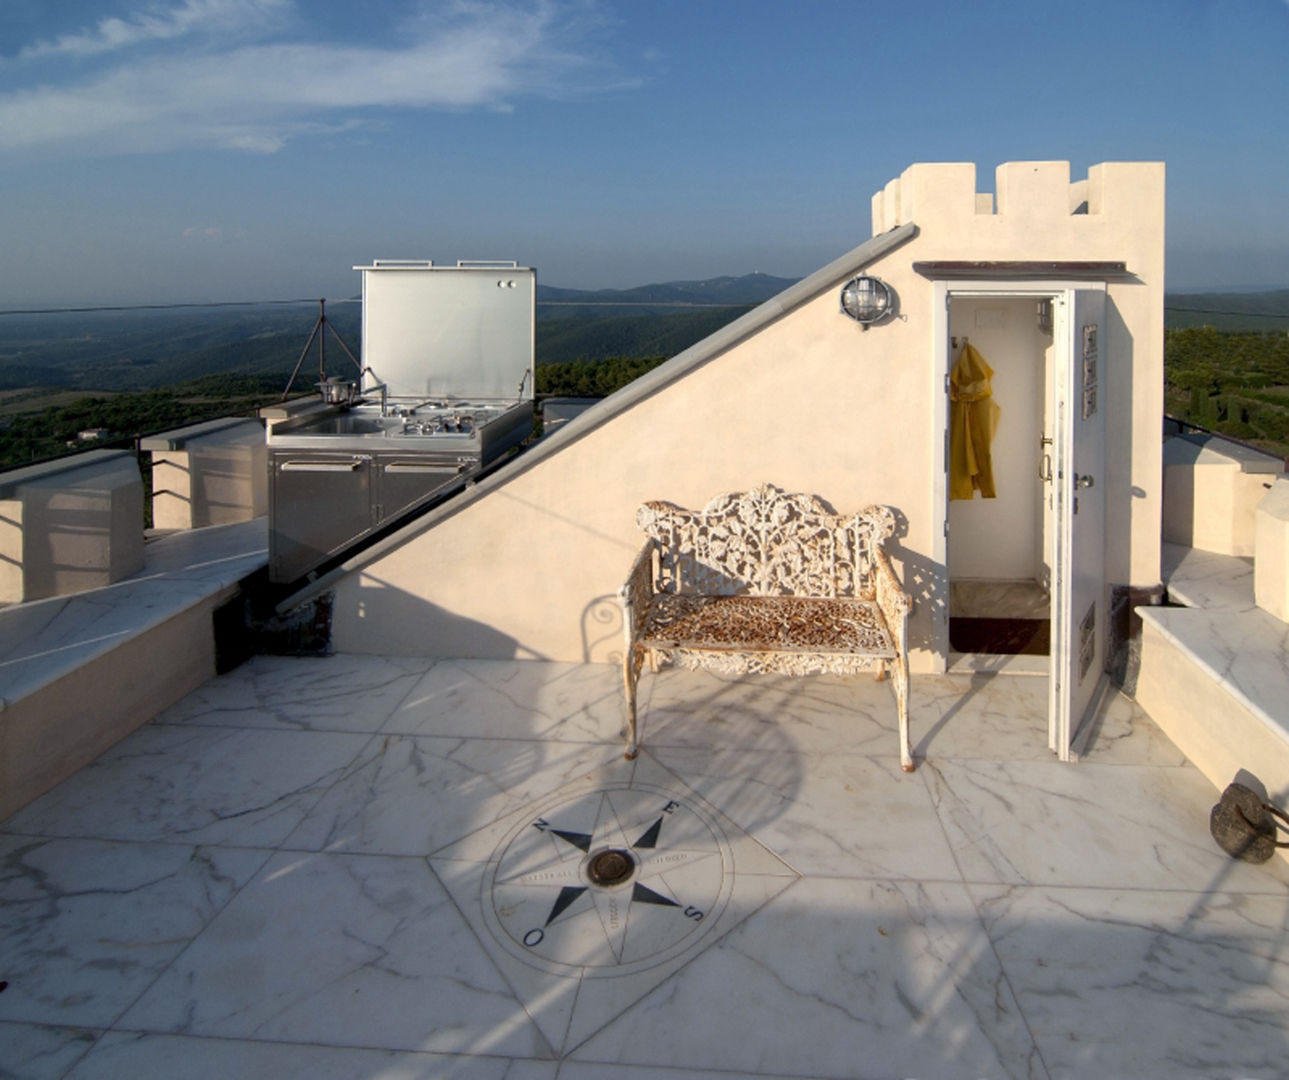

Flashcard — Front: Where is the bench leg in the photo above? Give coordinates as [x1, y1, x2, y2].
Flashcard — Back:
[892, 656, 913, 772]
[623, 646, 641, 760]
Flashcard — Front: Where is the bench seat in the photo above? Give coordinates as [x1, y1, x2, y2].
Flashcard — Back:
[638, 594, 895, 659]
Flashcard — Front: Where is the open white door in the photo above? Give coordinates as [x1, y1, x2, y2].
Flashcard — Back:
[1049, 286, 1108, 759]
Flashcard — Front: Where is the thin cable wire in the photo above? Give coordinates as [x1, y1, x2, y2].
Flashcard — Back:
[1164, 305, 1289, 319]
[0, 298, 359, 317]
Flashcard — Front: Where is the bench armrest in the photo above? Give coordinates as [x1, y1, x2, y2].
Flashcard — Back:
[620, 538, 658, 641]
[872, 543, 912, 648]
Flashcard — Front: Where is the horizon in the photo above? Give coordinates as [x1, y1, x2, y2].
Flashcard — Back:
[2, 1, 1289, 307]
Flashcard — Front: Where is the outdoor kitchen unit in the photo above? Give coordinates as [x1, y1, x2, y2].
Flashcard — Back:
[264, 260, 535, 584]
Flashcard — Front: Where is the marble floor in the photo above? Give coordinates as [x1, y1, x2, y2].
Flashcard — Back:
[950, 579, 1051, 620]
[3, 655, 1288, 1080]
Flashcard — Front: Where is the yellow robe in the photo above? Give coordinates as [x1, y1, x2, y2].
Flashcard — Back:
[949, 343, 1001, 500]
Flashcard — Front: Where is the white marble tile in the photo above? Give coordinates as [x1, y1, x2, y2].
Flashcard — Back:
[649, 744, 959, 880]
[283, 736, 623, 856]
[924, 757, 1289, 890]
[66, 1032, 521, 1079]
[634, 668, 901, 757]
[154, 653, 433, 732]
[974, 883, 1289, 1080]
[572, 875, 1047, 1080]
[4, 726, 369, 846]
[384, 659, 625, 742]
[912, 674, 1188, 766]
[118, 851, 549, 1058]
[0, 1022, 100, 1080]
[557, 1067, 804, 1080]
[497, 1063, 560, 1080]
[0, 838, 267, 1028]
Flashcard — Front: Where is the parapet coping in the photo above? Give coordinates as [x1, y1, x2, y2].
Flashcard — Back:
[0, 449, 134, 499]
[139, 416, 263, 452]
[276, 222, 920, 614]
[1163, 432, 1286, 474]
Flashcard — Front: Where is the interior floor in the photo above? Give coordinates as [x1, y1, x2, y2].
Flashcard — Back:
[950, 579, 1050, 619]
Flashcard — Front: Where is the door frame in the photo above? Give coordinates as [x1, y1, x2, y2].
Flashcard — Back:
[931, 279, 1108, 758]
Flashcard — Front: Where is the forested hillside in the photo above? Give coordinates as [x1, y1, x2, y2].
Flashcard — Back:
[1164, 326, 1289, 454]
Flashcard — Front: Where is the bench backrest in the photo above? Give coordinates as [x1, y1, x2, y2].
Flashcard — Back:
[636, 483, 895, 599]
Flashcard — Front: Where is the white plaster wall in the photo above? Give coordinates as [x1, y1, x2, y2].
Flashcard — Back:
[334, 262, 944, 670]
[948, 298, 1047, 582]
[329, 161, 1164, 671]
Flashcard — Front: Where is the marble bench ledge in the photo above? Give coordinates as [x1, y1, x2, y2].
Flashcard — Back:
[0, 518, 267, 708]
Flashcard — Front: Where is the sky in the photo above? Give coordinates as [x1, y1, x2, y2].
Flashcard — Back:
[1, 0, 1288, 306]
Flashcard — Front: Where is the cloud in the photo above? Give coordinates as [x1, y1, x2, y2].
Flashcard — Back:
[0, 1, 621, 158]
[17, 0, 291, 60]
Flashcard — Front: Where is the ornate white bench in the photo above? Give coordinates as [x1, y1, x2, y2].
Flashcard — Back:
[619, 484, 914, 770]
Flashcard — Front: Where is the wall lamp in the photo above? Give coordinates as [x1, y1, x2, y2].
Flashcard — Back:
[839, 275, 893, 329]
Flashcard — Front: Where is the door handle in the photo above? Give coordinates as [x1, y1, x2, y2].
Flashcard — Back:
[1038, 435, 1053, 482]
[1076, 474, 1095, 489]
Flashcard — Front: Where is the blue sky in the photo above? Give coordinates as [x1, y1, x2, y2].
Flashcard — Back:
[1, 0, 1287, 306]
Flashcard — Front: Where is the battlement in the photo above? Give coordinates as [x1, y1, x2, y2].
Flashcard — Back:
[871, 161, 1164, 237]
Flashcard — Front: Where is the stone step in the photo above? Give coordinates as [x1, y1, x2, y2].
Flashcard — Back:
[1136, 542, 1289, 853]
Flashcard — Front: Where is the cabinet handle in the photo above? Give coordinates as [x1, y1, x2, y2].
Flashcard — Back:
[280, 461, 362, 472]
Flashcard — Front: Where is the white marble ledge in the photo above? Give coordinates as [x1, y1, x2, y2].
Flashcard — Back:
[1138, 604, 1289, 743]
[1162, 541, 1256, 612]
[0, 517, 266, 707]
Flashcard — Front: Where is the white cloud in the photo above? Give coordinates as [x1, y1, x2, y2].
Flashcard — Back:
[0, 1, 620, 157]
[17, 0, 291, 60]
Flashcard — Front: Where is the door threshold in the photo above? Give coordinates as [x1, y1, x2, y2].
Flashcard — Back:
[946, 651, 1048, 676]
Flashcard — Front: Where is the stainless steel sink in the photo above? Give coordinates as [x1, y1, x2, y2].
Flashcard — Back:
[300, 414, 395, 436]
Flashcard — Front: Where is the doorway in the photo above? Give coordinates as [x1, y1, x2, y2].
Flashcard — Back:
[934, 281, 1109, 760]
[946, 295, 1055, 661]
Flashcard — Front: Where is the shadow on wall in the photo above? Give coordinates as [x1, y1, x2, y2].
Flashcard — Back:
[338, 577, 536, 660]
[885, 506, 943, 658]
[582, 593, 624, 665]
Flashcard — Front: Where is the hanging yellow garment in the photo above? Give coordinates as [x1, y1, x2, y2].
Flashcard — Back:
[949, 343, 1001, 500]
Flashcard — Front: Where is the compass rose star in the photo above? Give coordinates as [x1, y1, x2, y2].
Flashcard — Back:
[491, 787, 728, 967]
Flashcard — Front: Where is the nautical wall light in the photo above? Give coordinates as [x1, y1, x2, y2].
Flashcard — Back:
[839, 275, 893, 328]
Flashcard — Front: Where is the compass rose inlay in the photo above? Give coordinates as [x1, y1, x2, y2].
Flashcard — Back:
[428, 753, 801, 1056]
[488, 783, 729, 974]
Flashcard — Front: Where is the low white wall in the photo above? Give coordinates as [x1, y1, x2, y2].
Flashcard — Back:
[145, 419, 267, 530]
[0, 451, 143, 604]
[0, 598, 218, 821]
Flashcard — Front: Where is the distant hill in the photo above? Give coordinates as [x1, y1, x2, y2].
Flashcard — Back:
[4, 278, 1286, 399]
[536, 272, 798, 319]
[1165, 289, 1289, 331]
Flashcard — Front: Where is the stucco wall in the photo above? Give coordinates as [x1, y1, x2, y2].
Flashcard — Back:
[329, 160, 1164, 671]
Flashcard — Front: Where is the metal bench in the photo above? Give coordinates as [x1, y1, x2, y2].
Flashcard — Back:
[619, 483, 914, 769]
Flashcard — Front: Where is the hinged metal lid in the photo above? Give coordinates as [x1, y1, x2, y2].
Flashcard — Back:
[354, 261, 535, 401]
